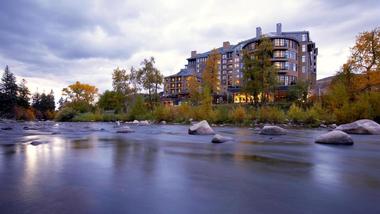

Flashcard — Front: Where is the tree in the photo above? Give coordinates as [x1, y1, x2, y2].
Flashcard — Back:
[187, 74, 201, 105]
[61, 81, 98, 112]
[287, 80, 309, 103]
[350, 27, 380, 92]
[97, 90, 125, 113]
[0, 65, 18, 117]
[202, 49, 220, 95]
[137, 57, 163, 108]
[17, 79, 31, 108]
[32, 90, 55, 120]
[242, 37, 278, 106]
[112, 67, 132, 95]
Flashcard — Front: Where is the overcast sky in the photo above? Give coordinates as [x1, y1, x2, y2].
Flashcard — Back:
[0, 0, 379, 98]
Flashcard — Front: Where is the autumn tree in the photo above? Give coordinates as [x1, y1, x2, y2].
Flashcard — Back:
[60, 81, 98, 112]
[187, 74, 201, 105]
[242, 37, 278, 106]
[350, 27, 380, 92]
[202, 49, 220, 96]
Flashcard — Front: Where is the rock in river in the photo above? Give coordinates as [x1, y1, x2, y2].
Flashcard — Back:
[315, 130, 354, 145]
[259, 125, 287, 135]
[335, 119, 380, 135]
[116, 126, 134, 133]
[30, 141, 48, 146]
[211, 134, 233, 143]
[188, 120, 215, 135]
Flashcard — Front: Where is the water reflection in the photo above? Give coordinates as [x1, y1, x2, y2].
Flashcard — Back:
[0, 122, 380, 213]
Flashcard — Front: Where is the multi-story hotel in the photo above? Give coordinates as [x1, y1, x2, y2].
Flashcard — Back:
[163, 23, 318, 105]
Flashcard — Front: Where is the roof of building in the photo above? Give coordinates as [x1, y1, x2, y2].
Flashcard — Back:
[188, 30, 312, 60]
[165, 68, 198, 78]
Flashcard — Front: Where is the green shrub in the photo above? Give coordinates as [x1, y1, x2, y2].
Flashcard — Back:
[231, 106, 247, 124]
[176, 103, 192, 123]
[287, 104, 306, 124]
[127, 95, 149, 120]
[55, 107, 77, 121]
[153, 105, 173, 122]
[214, 106, 230, 124]
[257, 106, 286, 124]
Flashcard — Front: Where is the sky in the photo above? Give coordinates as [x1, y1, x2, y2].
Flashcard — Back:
[0, 0, 379, 99]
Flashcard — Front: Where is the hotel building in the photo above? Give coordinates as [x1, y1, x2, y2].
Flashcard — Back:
[163, 23, 317, 104]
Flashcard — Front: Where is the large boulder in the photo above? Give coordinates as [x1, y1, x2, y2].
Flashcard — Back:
[211, 134, 233, 144]
[188, 120, 215, 135]
[335, 119, 380, 135]
[315, 130, 354, 145]
[259, 125, 287, 135]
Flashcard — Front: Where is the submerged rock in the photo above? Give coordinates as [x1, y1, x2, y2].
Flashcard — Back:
[23, 126, 38, 130]
[335, 119, 380, 135]
[211, 134, 233, 143]
[259, 126, 287, 135]
[30, 141, 48, 146]
[329, 124, 337, 129]
[188, 120, 215, 135]
[1, 127, 13, 130]
[315, 130, 354, 145]
[116, 126, 134, 133]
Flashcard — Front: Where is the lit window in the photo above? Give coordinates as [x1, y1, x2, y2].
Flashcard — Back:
[302, 56, 306, 63]
[302, 45, 306, 52]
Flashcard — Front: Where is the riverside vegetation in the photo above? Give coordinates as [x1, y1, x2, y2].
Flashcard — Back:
[1, 27, 379, 126]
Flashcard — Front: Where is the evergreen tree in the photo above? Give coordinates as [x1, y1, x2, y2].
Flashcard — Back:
[0, 65, 18, 117]
[17, 79, 31, 108]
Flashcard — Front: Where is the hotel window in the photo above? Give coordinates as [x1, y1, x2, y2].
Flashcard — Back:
[302, 55, 306, 63]
[223, 60, 226, 64]
[222, 54, 227, 59]
[302, 34, 307, 41]
[223, 65, 226, 69]
[285, 62, 289, 70]
[302, 66, 306, 73]
[302, 45, 306, 52]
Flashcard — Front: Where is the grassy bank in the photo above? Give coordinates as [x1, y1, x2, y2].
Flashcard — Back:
[54, 103, 345, 127]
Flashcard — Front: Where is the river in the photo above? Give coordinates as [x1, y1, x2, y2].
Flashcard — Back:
[0, 122, 379, 214]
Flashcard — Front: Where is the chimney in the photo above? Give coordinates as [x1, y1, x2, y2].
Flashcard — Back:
[223, 41, 230, 49]
[276, 23, 282, 34]
[191, 51, 197, 58]
[256, 27, 262, 38]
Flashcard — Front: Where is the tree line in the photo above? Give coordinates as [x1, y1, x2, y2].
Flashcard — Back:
[1, 26, 379, 124]
[0, 66, 55, 120]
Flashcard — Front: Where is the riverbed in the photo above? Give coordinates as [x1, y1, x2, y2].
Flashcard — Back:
[0, 122, 380, 214]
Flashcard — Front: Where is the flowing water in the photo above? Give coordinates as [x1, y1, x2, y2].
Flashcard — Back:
[0, 122, 380, 214]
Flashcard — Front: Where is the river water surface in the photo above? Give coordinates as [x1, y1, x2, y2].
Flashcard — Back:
[0, 122, 379, 214]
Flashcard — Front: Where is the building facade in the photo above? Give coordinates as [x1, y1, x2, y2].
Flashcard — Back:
[163, 23, 318, 104]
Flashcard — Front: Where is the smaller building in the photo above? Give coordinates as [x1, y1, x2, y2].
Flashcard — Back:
[163, 68, 200, 105]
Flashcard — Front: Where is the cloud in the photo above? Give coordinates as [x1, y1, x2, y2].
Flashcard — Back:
[0, 0, 379, 99]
